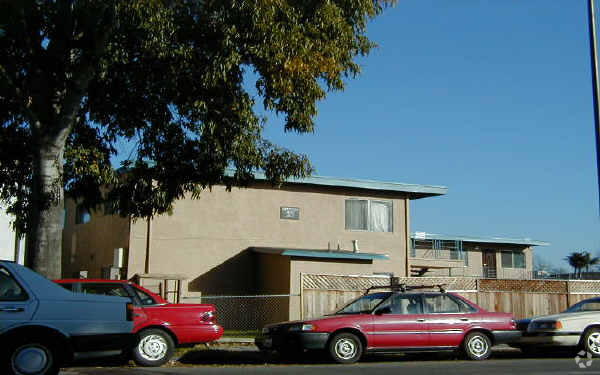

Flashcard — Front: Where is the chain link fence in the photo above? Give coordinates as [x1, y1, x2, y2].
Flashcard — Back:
[183, 294, 300, 332]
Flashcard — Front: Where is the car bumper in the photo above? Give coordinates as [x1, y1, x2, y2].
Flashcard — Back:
[515, 331, 581, 347]
[255, 332, 330, 352]
[491, 330, 522, 345]
[171, 324, 224, 345]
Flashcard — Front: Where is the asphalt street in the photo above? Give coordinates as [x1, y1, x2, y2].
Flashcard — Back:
[60, 359, 600, 375]
[60, 349, 600, 375]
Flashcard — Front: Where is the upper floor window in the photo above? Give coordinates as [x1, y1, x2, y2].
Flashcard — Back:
[501, 251, 526, 269]
[345, 199, 393, 232]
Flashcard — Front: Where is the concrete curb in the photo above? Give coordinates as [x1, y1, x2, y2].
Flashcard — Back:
[212, 337, 257, 346]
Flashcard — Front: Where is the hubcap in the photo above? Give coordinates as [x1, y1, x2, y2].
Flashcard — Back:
[12, 345, 50, 375]
[588, 332, 600, 354]
[468, 336, 489, 358]
[138, 334, 168, 361]
[334, 338, 357, 360]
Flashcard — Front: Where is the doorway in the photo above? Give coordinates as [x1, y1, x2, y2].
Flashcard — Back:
[482, 251, 497, 278]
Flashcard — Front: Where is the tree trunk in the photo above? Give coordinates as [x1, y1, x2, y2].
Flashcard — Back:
[26, 133, 68, 279]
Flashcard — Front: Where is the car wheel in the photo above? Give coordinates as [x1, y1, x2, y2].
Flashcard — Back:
[463, 331, 492, 360]
[132, 329, 175, 367]
[583, 328, 600, 357]
[328, 332, 363, 364]
[7, 338, 60, 375]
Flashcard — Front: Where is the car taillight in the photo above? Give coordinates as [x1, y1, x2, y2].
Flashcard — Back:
[126, 302, 134, 321]
[201, 311, 216, 323]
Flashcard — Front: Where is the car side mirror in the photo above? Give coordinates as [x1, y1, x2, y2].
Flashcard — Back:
[375, 306, 392, 315]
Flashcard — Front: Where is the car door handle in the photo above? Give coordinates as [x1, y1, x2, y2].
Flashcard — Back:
[416, 319, 426, 322]
[460, 318, 469, 321]
[0, 307, 24, 313]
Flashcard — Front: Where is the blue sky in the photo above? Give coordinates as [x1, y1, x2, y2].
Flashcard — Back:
[255, 0, 600, 269]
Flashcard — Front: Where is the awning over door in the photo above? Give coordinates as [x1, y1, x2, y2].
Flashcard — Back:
[249, 246, 389, 261]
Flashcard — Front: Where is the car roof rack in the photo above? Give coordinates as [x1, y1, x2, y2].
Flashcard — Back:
[365, 283, 448, 294]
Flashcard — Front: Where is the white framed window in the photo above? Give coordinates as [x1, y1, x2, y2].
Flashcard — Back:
[345, 199, 393, 232]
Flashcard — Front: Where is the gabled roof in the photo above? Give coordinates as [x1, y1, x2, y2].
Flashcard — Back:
[226, 170, 447, 199]
[411, 232, 550, 247]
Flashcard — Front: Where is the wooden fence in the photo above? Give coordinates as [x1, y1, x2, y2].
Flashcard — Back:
[300, 274, 600, 320]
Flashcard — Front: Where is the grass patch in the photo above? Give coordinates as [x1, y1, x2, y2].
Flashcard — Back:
[222, 329, 260, 338]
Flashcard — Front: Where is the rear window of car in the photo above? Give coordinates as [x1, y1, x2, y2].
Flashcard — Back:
[81, 283, 131, 298]
[424, 294, 476, 313]
[133, 287, 158, 306]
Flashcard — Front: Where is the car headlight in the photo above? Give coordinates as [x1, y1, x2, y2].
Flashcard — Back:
[288, 323, 318, 332]
[535, 321, 563, 330]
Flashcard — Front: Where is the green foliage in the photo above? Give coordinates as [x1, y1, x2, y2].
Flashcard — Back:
[565, 251, 598, 278]
[0, 0, 395, 232]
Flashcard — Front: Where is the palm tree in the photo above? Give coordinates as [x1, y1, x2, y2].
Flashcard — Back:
[565, 252, 588, 279]
[584, 252, 600, 274]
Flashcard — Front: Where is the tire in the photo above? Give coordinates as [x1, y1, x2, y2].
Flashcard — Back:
[463, 331, 492, 361]
[132, 329, 175, 367]
[582, 328, 600, 357]
[328, 332, 363, 364]
[6, 338, 60, 375]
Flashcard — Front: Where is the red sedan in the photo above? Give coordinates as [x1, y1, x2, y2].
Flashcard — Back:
[55, 279, 223, 366]
[256, 285, 520, 363]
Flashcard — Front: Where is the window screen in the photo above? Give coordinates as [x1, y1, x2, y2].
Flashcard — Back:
[345, 200, 368, 230]
[514, 252, 526, 269]
[501, 251, 513, 268]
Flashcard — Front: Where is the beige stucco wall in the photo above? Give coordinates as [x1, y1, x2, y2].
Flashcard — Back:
[0, 211, 24, 263]
[126, 183, 409, 295]
[62, 199, 130, 278]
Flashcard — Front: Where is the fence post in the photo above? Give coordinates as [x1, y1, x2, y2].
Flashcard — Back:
[475, 278, 480, 305]
[300, 273, 304, 320]
[566, 280, 570, 308]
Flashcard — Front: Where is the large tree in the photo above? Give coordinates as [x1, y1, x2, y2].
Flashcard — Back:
[0, 0, 394, 278]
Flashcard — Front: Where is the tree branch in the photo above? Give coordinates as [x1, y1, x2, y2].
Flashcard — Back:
[0, 64, 41, 128]
[55, 4, 116, 140]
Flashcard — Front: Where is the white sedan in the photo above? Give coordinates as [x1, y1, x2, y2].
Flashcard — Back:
[514, 297, 600, 356]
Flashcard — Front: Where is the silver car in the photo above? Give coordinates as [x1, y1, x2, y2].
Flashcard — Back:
[514, 297, 600, 356]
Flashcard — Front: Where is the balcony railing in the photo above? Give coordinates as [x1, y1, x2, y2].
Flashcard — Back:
[483, 266, 497, 279]
[411, 248, 465, 261]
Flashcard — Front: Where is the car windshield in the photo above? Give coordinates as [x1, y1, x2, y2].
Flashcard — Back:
[565, 300, 600, 313]
[335, 292, 391, 315]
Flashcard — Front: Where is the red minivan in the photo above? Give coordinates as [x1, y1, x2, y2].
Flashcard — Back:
[56, 279, 223, 367]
